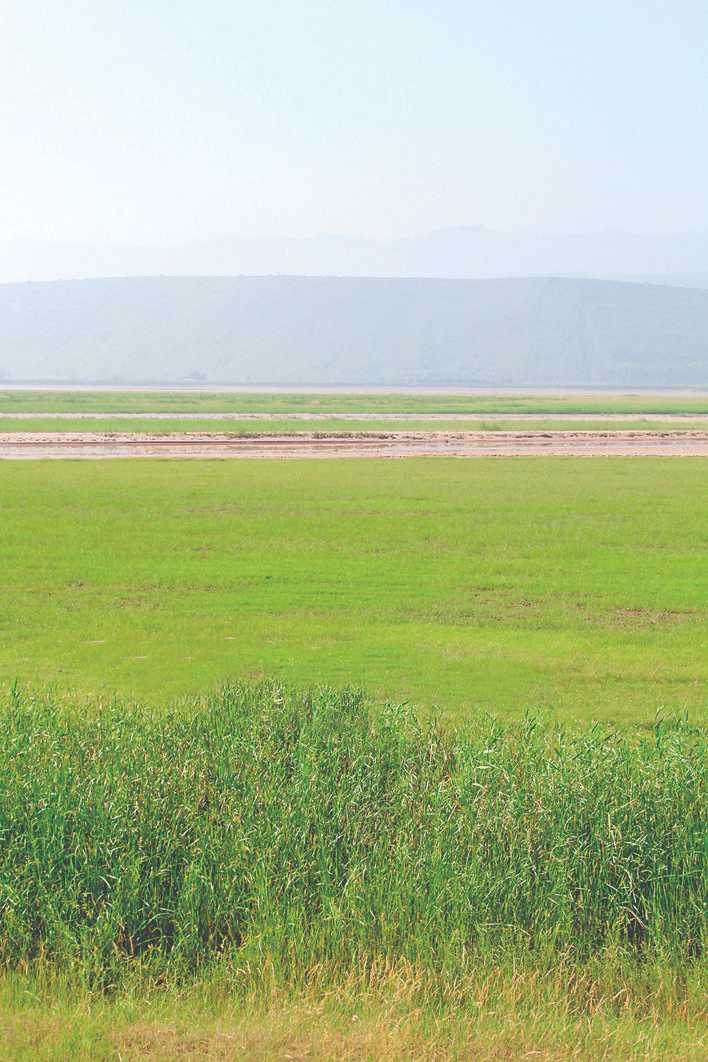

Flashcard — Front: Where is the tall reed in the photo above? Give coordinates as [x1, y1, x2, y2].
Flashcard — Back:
[0, 684, 703, 983]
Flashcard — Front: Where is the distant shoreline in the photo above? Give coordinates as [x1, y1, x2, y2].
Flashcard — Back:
[3, 383, 708, 396]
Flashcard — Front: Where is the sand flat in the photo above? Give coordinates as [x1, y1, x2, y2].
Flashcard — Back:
[2, 429, 708, 458]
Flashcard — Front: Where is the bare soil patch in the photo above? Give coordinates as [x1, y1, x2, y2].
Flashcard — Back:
[2, 430, 708, 459]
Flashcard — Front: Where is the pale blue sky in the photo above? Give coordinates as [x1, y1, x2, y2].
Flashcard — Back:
[1, 1, 707, 243]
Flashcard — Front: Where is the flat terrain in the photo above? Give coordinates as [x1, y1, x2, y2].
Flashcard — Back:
[2, 388, 708, 414]
[2, 458, 706, 722]
[1, 416, 705, 1059]
[3, 415, 708, 435]
[2, 390, 706, 1060]
[3, 428, 708, 458]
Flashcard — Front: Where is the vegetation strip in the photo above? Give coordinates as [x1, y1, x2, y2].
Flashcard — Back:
[2, 389, 708, 415]
[2, 416, 708, 434]
[1, 683, 704, 984]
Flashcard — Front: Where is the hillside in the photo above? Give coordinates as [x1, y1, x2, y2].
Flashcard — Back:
[1, 275, 706, 386]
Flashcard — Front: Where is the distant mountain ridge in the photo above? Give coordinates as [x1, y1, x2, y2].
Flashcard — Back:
[3, 227, 708, 284]
[1, 275, 706, 387]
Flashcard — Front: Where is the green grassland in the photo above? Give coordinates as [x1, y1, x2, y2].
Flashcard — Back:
[1, 458, 707, 723]
[2, 416, 708, 433]
[0, 685, 704, 1060]
[1, 456, 706, 1058]
[2, 389, 708, 415]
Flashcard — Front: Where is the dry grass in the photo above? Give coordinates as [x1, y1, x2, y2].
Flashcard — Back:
[1, 964, 705, 1060]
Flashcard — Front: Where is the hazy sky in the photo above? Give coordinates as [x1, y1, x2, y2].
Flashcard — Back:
[2, 1, 707, 243]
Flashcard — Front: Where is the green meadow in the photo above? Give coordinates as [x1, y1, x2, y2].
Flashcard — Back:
[2, 389, 708, 415]
[1, 454, 706, 1058]
[2, 458, 707, 724]
[1, 416, 708, 433]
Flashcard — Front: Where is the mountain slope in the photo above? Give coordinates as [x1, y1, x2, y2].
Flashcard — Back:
[1, 275, 706, 386]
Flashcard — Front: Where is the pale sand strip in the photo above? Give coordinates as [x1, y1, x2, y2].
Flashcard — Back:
[2, 430, 708, 459]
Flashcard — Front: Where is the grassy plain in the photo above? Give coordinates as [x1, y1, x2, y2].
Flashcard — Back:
[1, 453, 707, 1058]
[2, 416, 708, 433]
[1, 458, 707, 723]
[2, 389, 708, 415]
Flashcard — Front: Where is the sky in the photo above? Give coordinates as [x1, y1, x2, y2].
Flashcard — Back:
[1, 1, 707, 244]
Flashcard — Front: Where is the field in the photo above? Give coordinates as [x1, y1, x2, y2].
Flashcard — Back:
[2, 459, 708, 723]
[2, 388, 708, 415]
[2, 416, 708, 433]
[1, 415, 706, 1058]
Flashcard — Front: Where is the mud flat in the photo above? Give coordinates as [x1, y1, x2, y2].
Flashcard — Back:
[3, 430, 708, 459]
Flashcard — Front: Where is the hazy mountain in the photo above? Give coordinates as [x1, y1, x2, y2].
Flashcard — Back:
[1, 275, 706, 387]
[619, 273, 708, 289]
[2, 228, 708, 284]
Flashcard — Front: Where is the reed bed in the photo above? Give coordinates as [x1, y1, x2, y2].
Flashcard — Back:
[0, 684, 703, 984]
